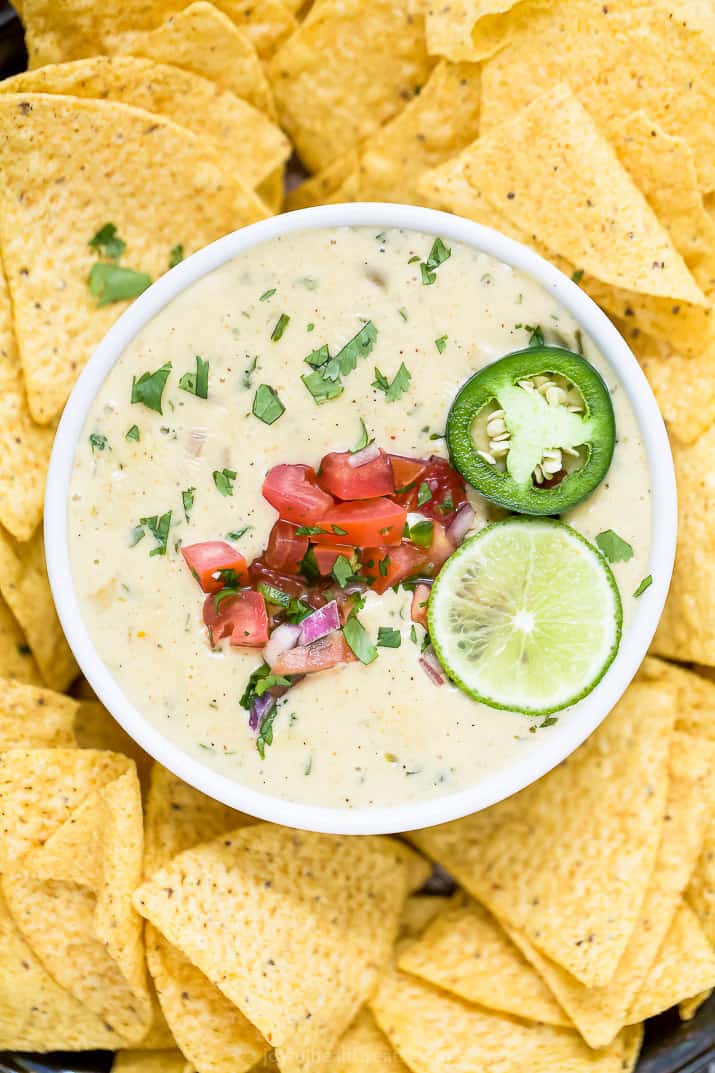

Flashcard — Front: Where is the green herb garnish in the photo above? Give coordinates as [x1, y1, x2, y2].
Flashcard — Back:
[416, 481, 432, 507]
[169, 244, 184, 269]
[295, 524, 328, 537]
[259, 288, 276, 301]
[419, 237, 451, 285]
[88, 223, 126, 261]
[377, 627, 401, 648]
[256, 703, 278, 759]
[435, 335, 448, 354]
[343, 612, 377, 665]
[571, 269, 584, 284]
[226, 526, 251, 540]
[182, 487, 195, 521]
[271, 313, 290, 341]
[257, 582, 292, 607]
[252, 384, 285, 425]
[136, 511, 172, 556]
[131, 362, 172, 414]
[301, 370, 344, 404]
[178, 355, 209, 399]
[351, 418, 373, 454]
[89, 432, 108, 453]
[372, 361, 411, 402]
[332, 555, 353, 588]
[213, 468, 237, 497]
[595, 530, 634, 563]
[633, 574, 653, 598]
[125, 424, 140, 442]
[88, 262, 152, 306]
[408, 520, 434, 548]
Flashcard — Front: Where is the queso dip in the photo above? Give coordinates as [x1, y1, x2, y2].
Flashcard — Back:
[69, 227, 651, 809]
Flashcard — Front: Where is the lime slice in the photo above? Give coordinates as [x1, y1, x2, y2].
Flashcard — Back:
[429, 517, 622, 715]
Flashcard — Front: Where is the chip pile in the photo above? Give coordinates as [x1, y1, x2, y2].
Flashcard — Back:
[0, 0, 714, 1069]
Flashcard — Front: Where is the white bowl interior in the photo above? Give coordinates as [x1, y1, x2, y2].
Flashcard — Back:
[45, 203, 677, 834]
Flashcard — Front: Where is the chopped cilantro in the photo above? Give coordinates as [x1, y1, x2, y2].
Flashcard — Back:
[331, 524, 348, 536]
[182, 487, 195, 522]
[410, 624, 418, 645]
[89, 432, 108, 453]
[301, 322, 376, 404]
[255, 673, 291, 697]
[571, 268, 584, 284]
[398, 306, 408, 322]
[633, 574, 653, 598]
[331, 321, 378, 378]
[416, 481, 432, 507]
[407, 254, 420, 264]
[130, 525, 145, 547]
[257, 582, 293, 607]
[434, 335, 448, 354]
[378, 555, 390, 577]
[297, 546, 320, 583]
[526, 324, 545, 347]
[252, 384, 285, 425]
[88, 262, 152, 306]
[332, 554, 353, 588]
[437, 493, 454, 515]
[304, 344, 331, 368]
[226, 526, 251, 540]
[213, 468, 237, 497]
[240, 663, 272, 709]
[241, 355, 259, 389]
[408, 520, 434, 548]
[343, 611, 377, 665]
[131, 362, 172, 414]
[137, 511, 172, 556]
[307, 323, 315, 332]
[595, 530, 634, 563]
[419, 237, 451, 285]
[168, 244, 184, 269]
[178, 355, 209, 399]
[259, 288, 276, 301]
[372, 361, 411, 402]
[125, 424, 140, 442]
[295, 524, 328, 536]
[351, 418, 373, 454]
[256, 703, 278, 759]
[302, 369, 344, 404]
[271, 313, 290, 341]
[88, 222, 125, 261]
[377, 627, 401, 648]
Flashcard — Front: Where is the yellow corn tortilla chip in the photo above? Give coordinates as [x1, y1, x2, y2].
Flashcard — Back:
[398, 898, 569, 1026]
[680, 990, 712, 1021]
[0, 525, 78, 690]
[399, 894, 453, 941]
[135, 990, 177, 1051]
[115, 3, 276, 117]
[1, 57, 290, 189]
[0, 675, 77, 748]
[258, 166, 286, 213]
[0, 256, 53, 542]
[479, 0, 715, 193]
[113, 1052, 194, 1073]
[269, 0, 434, 172]
[640, 657, 715, 740]
[284, 147, 363, 211]
[688, 821, 715, 949]
[134, 825, 411, 1073]
[498, 730, 715, 1047]
[622, 1026, 644, 1073]
[408, 666, 678, 988]
[0, 592, 42, 684]
[627, 902, 715, 1023]
[420, 84, 710, 355]
[74, 699, 153, 788]
[0, 886, 129, 1050]
[0, 94, 267, 426]
[217, 0, 296, 58]
[333, 1008, 410, 1073]
[425, 0, 553, 62]
[652, 421, 715, 664]
[370, 967, 635, 1073]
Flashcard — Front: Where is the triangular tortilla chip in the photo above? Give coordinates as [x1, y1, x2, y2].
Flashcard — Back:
[652, 422, 715, 664]
[679, 990, 712, 1022]
[134, 825, 411, 1073]
[269, 0, 434, 172]
[370, 967, 635, 1073]
[113, 1052, 195, 1073]
[0, 524, 78, 690]
[0, 258, 53, 541]
[399, 895, 453, 942]
[499, 731, 715, 1046]
[0, 94, 267, 424]
[688, 821, 715, 949]
[0, 675, 77, 748]
[480, 0, 715, 192]
[285, 147, 363, 210]
[408, 667, 678, 988]
[333, 1008, 410, 1073]
[0, 592, 42, 683]
[74, 699, 153, 790]
[640, 658, 715, 740]
[425, 0, 554, 62]
[1, 57, 290, 189]
[627, 902, 715, 1023]
[398, 898, 569, 1026]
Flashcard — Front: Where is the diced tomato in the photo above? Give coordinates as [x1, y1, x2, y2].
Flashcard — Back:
[424, 521, 455, 574]
[411, 583, 432, 627]
[264, 521, 308, 574]
[394, 455, 467, 524]
[203, 589, 269, 647]
[360, 542, 429, 594]
[181, 541, 249, 594]
[248, 560, 330, 610]
[262, 464, 334, 525]
[271, 630, 356, 675]
[317, 449, 394, 500]
[313, 543, 352, 576]
[389, 454, 427, 493]
[315, 497, 406, 548]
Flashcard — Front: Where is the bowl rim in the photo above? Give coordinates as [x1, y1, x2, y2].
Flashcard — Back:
[45, 202, 677, 835]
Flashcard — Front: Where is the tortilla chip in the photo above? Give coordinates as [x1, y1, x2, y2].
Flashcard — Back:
[0, 886, 128, 1050]
[652, 422, 715, 664]
[134, 825, 411, 1073]
[0, 592, 42, 684]
[420, 84, 710, 355]
[688, 820, 715, 949]
[258, 166, 287, 213]
[113, 1051, 194, 1073]
[425, 0, 553, 62]
[0, 94, 267, 425]
[409, 667, 678, 988]
[640, 658, 715, 740]
[115, 3, 276, 117]
[679, 990, 712, 1021]
[217, 0, 296, 58]
[0, 256, 53, 542]
[627, 902, 715, 1023]
[479, 0, 715, 193]
[333, 1008, 410, 1073]
[399, 897, 569, 1026]
[0, 525, 78, 690]
[269, 0, 434, 172]
[1, 57, 290, 189]
[622, 1026, 644, 1073]
[0, 676, 77, 748]
[74, 699, 153, 789]
[498, 731, 715, 1047]
[284, 147, 363, 210]
[399, 894, 453, 941]
[370, 967, 634, 1073]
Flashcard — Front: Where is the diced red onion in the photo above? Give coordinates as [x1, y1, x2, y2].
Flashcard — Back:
[263, 622, 302, 668]
[348, 443, 381, 468]
[419, 647, 445, 686]
[249, 692, 274, 733]
[447, 503, 476, 545]
[188, 426, 208, 457]
[299, 600, 340, 645]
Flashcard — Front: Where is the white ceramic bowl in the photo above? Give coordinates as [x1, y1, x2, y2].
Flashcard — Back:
[45, 203, 677, 835]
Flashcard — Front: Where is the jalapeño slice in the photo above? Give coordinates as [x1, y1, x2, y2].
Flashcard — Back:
[446, 346, 616, 515]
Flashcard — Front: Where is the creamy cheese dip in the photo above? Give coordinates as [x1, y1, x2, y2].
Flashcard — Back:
[69, 227, 652, 810]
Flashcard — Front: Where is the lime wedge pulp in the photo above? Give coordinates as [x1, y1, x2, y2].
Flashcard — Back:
[428, 518, 622, 715]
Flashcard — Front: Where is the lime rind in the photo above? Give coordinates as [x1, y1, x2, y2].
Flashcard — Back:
[428, 517, 622, 716]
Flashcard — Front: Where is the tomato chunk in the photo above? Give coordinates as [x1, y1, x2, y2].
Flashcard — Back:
[203, 590, 268, 647]
[271, 630, 355, 675]
[394, 455, 467, 524]
[265, 521, 308, 574]
[313, 543, 352, 576]
[424, 520, 455, 574]
[317, 449, 394, 500]
[315, 498, 406, 547]
[182, 541, 249, 594]
[389, 454, 427, 492]
[361, 542, 429, 594]
[411, 583, 432, 627]
[262, 464, 334, 525]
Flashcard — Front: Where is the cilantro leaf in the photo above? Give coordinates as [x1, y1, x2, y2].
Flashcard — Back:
[89, 432, 108, 453]
[373, 362, 411, 402]
[419, 237, 451, 285]
[240, 663, 271, 709]
[178, 356, 209, 399]
[213, 468, 237, 497]
[304, 344, 330, 368]
[633, 574, 653, 598]
[252, 384, 285, 425]
[182, 487, 195, 521]
[343, 612, 378, 665]
[416, 481, 432, 507]
[88, 263, 151, 306]
[333, 320, 377, 377]
[332, 554, 353, 588]
[227, 526, 251, 540]
[351, 418, 373, 454]
[259, 288, 276, 301]
[271, 313, 290, 341]
[571, 268, 584, 284]
[131, 362, 172, 414]
[408, 519, 434, 548]
[168, 244, 184, 269]
[88, 223, 126, 261]
[125, 424, 140, 442]
[377, 627, 401, 648]
[435, 335, 448, 354]
[138, 511, 172, 556]
[595, 530, 634, 563]
[256, 703, 278, 759]
[302, 369, 344, 404]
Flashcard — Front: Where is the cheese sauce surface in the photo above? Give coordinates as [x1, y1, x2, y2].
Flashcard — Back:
[69, 227, 652, 809]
